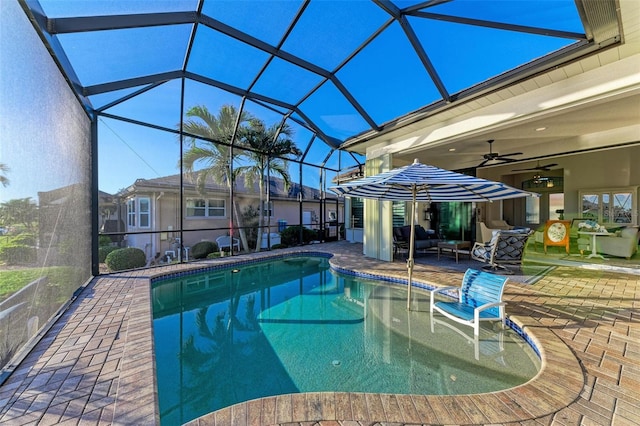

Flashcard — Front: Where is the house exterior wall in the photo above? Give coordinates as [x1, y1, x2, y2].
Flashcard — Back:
[121, 188, 343, 260]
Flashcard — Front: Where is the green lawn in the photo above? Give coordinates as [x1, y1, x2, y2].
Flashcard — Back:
[0, 267, 73, 303]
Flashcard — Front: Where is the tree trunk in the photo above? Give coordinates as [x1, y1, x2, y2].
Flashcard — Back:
[254, 176, 264, 252]
[232, 200, 249, 252]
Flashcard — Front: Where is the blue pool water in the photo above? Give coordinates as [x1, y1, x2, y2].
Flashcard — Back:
[152, 256, 540, 425]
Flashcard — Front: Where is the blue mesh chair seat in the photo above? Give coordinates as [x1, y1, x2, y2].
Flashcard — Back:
[471, 230, 533, 274]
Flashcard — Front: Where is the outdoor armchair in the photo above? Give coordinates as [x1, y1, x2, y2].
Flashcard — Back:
[471, 229, 533, 274]
[216, 235, 240, 253]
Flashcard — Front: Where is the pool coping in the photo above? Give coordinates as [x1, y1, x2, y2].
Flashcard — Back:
[117, 248, 584, 425]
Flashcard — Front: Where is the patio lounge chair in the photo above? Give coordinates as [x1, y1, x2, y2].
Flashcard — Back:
[430, 268, 509, 336]
[216, 235, 240, 253]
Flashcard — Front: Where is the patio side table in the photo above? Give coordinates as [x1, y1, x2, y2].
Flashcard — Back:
[437, 240, 472, 263]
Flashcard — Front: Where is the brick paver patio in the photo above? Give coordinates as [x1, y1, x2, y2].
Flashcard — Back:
[0, 241, 638, 425]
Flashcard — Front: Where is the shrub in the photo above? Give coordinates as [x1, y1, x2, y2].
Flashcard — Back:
[98, 245, 119, 263]
[9, 234, 36, 247]
[98, 235, 113, 247]
[105, 247, 146, 272]
[0, 245, 37, 265]
[280, 226, 317, 247]
[271, 243, 287, 249]
[191, 241, 217, 259]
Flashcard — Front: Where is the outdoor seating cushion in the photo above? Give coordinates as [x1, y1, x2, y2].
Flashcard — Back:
[596, 226, 639, 259]
[488, 220, 514, 230]
[399, 225, 440, 250]
[415, 225, 431, 240]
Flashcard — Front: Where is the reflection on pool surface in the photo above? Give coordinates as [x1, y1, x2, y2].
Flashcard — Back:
[152, 256, 540, 425]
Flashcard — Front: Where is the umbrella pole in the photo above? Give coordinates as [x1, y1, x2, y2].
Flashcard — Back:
[407, 188, 417, 310]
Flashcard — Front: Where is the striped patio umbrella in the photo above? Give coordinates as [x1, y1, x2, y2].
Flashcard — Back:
[329, 159, 539, 310]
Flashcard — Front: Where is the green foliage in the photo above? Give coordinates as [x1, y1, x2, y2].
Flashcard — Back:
[206, 252, 221, 259]
[0, 233, 36, 266]
[8, 233, 36, 246]
[0, 198, 38, 232]
[241, 205, 259, 250]
[0, 245, 36, 265]
[98, 245, 119, 263]
[105, 247, 146, 272]
[0, 267, 73, 302]
[279, 226, 317, 246]
[98, 235, 113, 247]
[192, 241, 217, 259]
[0, 269, 42, 302]
[271, 243, 286, 249]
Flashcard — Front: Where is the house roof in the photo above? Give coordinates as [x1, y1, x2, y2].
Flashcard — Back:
[119, 174, 339, 201]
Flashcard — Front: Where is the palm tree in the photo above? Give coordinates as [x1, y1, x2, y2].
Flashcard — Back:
[181, 104, 254, 251]
[0, 198, 37, 232]
[0, 163, 9, 187]
[237, 120, 301, 251]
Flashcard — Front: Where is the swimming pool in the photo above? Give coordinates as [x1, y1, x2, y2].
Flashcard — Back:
[152, 255, 540, 425]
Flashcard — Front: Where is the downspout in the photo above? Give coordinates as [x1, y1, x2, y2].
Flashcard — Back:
[155, 191, 164, 261]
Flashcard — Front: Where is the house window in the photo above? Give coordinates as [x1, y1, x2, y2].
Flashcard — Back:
[392, 201, 405, 227]
[207, 199, 225, 217]
[139, 197, 150, 228]
[549, 193, 565, 221]
[127, 197, 150, 228]
[580, 188, 636, 225]
[351, 197, 364, 229]
[186, 198, 226, 218]
[262, 201, 273, 218]
[526, 196, 540, 224]
[127, 199, 136, 227]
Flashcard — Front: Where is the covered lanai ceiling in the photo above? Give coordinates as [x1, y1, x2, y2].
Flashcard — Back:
[22, 0, 629, 169]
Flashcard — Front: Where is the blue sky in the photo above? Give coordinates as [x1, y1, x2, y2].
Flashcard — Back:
[1, 0, 584, 202]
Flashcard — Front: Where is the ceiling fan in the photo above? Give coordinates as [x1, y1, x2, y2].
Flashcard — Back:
[477, 140, 522, 167]
[512, 160, 559, 172]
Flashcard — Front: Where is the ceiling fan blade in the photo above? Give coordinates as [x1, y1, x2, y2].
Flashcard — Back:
[497, 152, 523, 158]
[512, 162, 560, 171]
[477, 141, 522, 167]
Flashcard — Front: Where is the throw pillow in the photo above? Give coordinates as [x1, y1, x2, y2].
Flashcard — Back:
[415, 225, 430, 240]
